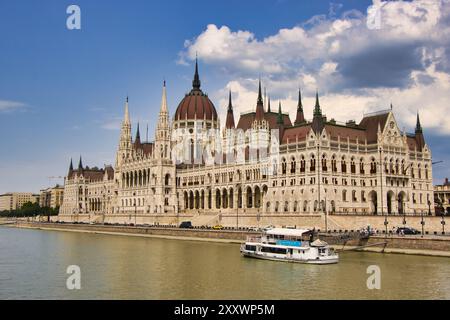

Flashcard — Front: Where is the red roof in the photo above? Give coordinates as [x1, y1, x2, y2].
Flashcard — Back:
[174, 90, 218, 121]
[281, 125, 311, 143]
[236, 111, 292, 131]
[358, 113, 389, 143]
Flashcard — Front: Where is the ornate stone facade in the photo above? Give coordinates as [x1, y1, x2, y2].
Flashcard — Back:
[59, 61, 434, 220]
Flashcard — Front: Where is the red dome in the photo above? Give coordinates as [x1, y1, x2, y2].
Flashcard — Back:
[174, 90, 218, 121]
[173, 58, 218, 121]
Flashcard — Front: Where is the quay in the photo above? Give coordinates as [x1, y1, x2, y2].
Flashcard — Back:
[4, 220, 450, 258]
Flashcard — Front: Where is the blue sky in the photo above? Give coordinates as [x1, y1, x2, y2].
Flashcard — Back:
[0, 0, 449, 193]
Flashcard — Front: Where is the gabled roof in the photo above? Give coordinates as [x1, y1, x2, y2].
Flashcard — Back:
[281, 124, 311, 143]
[324, 123, 366, 142]
[358, 112, 389, 143]
[236, 111, 292, 131]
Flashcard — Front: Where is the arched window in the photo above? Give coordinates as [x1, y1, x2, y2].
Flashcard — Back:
[290, 157, 296, 174]
[322, 154, 327, 172]
[370, 158, 377, 174]
[281, 158, 287, 175]
[300, 156, 306, 173]
[341, 157, 347, 173]
[342, 190, 347, 202]
[331, 155, 337, 173]
[310, 155, 316, 172]
[359, 158, 365, 174]
[165, 173, 170, 186]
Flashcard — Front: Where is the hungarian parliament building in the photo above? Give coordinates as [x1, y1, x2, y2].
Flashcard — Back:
[59, 61, 434, 220]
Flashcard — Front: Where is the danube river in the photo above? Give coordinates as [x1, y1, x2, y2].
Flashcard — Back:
[0, 227, 449, 299]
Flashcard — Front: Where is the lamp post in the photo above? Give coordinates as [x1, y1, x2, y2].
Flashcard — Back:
[441, 214, 445, 235]
[133, 192, 137, 226]
[420, 210, 425, 238]
[401, 197, 406, 226]
[428, 200, 432, 216]
[379, 147, 388, 236]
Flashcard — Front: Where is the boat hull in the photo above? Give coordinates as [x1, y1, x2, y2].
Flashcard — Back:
[241, 250, 339, 265]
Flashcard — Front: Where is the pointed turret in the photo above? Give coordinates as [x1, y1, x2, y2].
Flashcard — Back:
[415, 112, 425, 151]
[116, 96, 133, 167]
[255, 79, 265, 121]
[124, 96, 130, 124]
[155, 80, 171, 160]
[277, 101, 285, 139]
[294, 88, 305, 125]
[134, 122, 141, 146]
[192, 56, 201, 90]
[78, 156, 83, 171]
[68, 158, 73, 173]
[313, 91, 322, 117]
[225, 90, 235, 129]
[415, 112, 422, 133]
[277, 101, 284, 125]
[267, 96, 271, 113]
[312, 91, 324, 134]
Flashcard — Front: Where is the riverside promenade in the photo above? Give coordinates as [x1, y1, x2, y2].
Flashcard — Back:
[5, 221, 450, 257]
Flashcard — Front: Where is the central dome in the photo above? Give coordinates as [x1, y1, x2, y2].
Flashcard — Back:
[174, 60, 218, 121]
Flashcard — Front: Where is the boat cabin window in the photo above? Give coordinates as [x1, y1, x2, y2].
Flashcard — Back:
[261, 247, 287, 255]
[245, 245, 257, 251]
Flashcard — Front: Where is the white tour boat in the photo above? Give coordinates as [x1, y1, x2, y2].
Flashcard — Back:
[240, 228, 339, 264]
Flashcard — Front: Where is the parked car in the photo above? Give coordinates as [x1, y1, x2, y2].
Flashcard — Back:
[179, 221, 193, 229]
[262, 225, 275, 232]
[212, 224, 224, 230]
[396, 227, 420, 235]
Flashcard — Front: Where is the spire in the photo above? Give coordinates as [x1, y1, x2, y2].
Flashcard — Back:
[294, 88, 305, 125]
[124, 96, 130, 124]
[314, 90, 322, 117]
[225, 90, 235, 129]
[255, 78, 265, 121]
[192, 55, 201, 90]
[160, 80, 168, 113]
[78, 156, 83, 171]
[415, 111, 425, 151]
[257, 78, 263, 105]
[415, 112, 422, 133]
[135, 122, 141, 145]
[312, 91, 324, 134]
[68, 158, 73, 173]
[267, 96, 271, 113]
[277, 101, 284, 125]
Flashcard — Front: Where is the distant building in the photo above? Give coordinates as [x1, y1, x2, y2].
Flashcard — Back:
[0, 193, 39, 211]
[434, 178, 450, 215]
[39, 185, 64, 209]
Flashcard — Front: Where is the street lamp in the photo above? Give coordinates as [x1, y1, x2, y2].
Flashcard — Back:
[441, 214, 446, 235]
[384, 217, 389, 238]
[133, 192, 137, 226]
[420, 210, 425, 238]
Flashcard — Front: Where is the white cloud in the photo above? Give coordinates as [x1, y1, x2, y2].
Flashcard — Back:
[181, 0, 450, 135]
[0, 100, 26, 113]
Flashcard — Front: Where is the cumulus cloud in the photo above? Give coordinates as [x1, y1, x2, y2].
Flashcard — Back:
[180, 0, 450, 134]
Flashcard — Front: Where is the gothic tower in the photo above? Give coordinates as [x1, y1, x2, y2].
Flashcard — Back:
[155, 81, 171, 160]
[116, 97, 132, 167]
